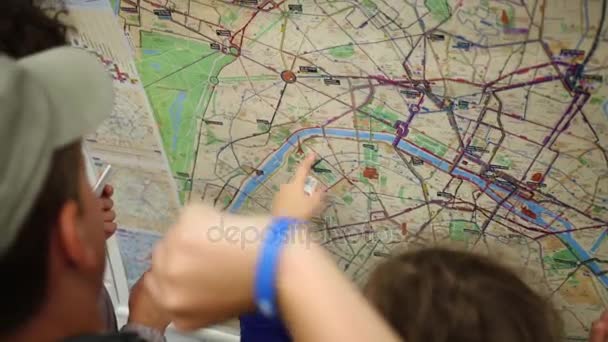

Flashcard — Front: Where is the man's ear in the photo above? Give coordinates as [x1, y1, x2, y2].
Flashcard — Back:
[56, 200, 97, 270]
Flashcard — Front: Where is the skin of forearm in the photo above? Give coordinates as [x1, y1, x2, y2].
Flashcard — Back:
[276, 242, 401, 342]
[157, 209, 399, 339]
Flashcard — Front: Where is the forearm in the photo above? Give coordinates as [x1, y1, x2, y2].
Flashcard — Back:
[146, 204, 399, 340]
[277, 243, 400, 342]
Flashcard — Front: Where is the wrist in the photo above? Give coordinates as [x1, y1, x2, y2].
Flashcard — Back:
[252, 215, 318, 318]
[254, 217, 303, 316]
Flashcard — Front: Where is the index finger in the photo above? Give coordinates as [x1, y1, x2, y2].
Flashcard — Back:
[292, 154, 316, 186]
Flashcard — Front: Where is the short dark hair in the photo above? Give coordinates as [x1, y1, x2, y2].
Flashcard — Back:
[0, 0, 79, 336]
[0, 0, 70, 59]
[365, 248, 563, 342]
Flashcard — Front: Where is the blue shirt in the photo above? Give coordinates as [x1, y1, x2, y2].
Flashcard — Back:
[240, 313, 291, 342]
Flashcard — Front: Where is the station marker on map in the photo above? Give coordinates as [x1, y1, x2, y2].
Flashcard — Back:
[281, 70, 297, 84]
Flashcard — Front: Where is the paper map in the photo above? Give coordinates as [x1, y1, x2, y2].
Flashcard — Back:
[63, 0, 608, 337]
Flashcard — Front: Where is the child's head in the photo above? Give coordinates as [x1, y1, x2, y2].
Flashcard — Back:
[365, 247, 562, 342]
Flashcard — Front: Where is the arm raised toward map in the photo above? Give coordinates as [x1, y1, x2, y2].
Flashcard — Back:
[145, 155, 400, 342]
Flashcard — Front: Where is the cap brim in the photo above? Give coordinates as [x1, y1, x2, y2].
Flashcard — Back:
[17, 47, 114, 148]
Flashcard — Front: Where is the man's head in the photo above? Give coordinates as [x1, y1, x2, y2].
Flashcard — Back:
[0, 2, 114, 337]
[0, 0, 70, 58]
[365, 247, 563, 342]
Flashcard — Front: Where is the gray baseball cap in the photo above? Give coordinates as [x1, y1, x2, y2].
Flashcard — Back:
[0, 47, 114, 256]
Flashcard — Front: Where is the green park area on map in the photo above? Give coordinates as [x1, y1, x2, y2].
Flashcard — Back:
[136, 31, 235, 201]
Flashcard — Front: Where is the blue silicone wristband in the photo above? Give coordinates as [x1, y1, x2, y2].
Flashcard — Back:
[255, 217, 301, 318]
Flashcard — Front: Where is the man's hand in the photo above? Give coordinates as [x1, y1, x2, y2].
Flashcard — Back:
[128, 271, 171, 333]
[145, 206, 401, 341]
[146, 205, 270, 330]
[272, 154, 326, 220]
[100, 184, 117, 239]
[591, 310, 608, 342]
[144, 156, 326, 331]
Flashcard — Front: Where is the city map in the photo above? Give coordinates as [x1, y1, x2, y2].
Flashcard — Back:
[63, 0, 608, 338]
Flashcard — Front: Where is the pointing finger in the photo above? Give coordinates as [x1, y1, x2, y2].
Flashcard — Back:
[292, 154, 316, 186]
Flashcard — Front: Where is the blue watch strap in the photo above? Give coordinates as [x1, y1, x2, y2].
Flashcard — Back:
[255, 217, 301, 317]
